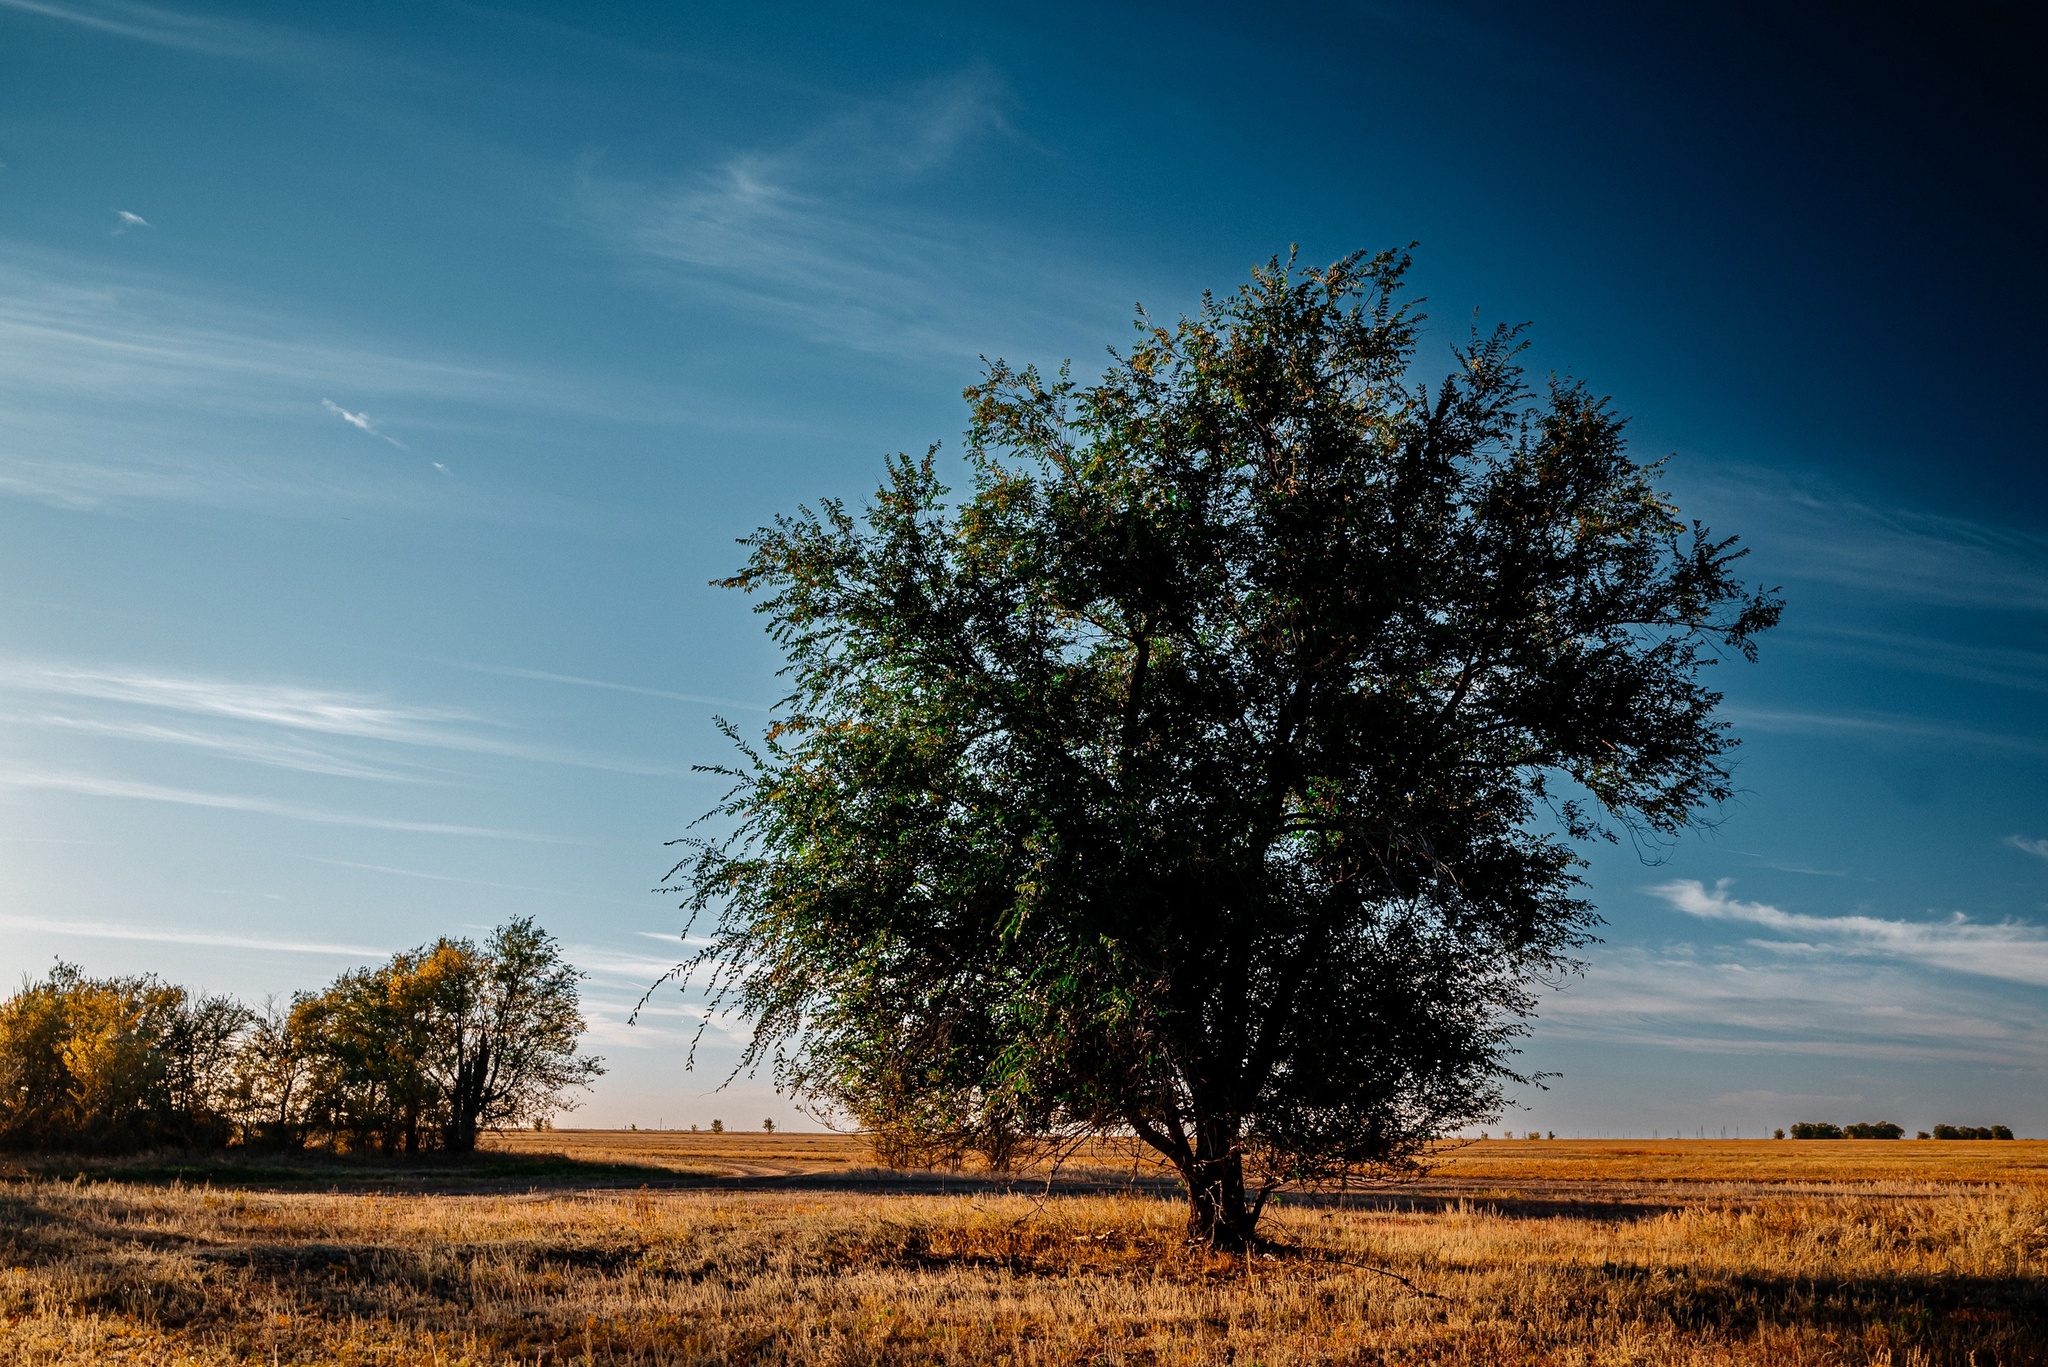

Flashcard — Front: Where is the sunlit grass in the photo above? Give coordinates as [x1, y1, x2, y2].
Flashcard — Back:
[1, 1137, 2043, 1364]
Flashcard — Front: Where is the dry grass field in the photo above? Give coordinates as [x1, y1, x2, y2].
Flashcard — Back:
[3, 1133, 2045, 1365]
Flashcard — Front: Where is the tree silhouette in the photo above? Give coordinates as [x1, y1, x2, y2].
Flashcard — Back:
[670, 250, 1779, 1246]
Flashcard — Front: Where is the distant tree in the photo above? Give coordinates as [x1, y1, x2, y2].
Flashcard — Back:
[294, 919, 602, 1154]
[292, 955, 441, 1154]
[425, 919, 605, 1153]
[1843, 1121, 1903, 1139]
[1789, 1122, 1844, 1139]
[1773, 1128, 1786, 1139]
[672, 250, 1780, 1247]
[0, 963, 248, 1152]
[225, 998, 311, 1149]
[710, 1118, 723, 1134]
[1932, 1124, 2011, 1140]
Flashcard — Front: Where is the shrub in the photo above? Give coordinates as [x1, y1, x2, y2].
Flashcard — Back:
[0, 964, 248, 1153]
[1789, 1122, 1843, 1139]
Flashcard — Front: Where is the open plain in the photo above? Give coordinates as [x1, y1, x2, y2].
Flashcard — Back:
[2, 1132, 2045, 1364]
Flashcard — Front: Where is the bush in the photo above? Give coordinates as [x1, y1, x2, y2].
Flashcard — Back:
[0, 964, 248, 1153]
[1933, 1124, 2013, 1140]
[1789, 1122, 1843, 1139]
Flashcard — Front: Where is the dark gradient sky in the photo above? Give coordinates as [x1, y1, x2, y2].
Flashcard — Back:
[2, 0, 2045, 1136]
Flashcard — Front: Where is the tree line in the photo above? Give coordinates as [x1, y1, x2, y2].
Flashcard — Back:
[0, 918, 601, 1155]
[1784, 1121, 2013, 1140]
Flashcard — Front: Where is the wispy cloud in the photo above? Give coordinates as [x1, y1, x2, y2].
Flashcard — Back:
[0, 660, 684, 776]
[112, 209, 151, 233]
[453, 661, 770, 713]
[1723, 706, 2048, 761]
[1651, 878, 2048, 988]
[578, 70, 1133, 360]
[0, 248, 801, 516]
[2009, 836, 2048, 861]
[1540, 941, 2048, 1065]
[0, 911, 384, 958]
[0, 0, 313, 63]
[5, 711, 421, 781]
[1691, 467, 2048, 615]
[0, 662, 470, 742]
[322, 397, 405, 448]
[1778, 625, 2048, 699]
[0, 770, 542, 838]
[309, 858, 646, 908]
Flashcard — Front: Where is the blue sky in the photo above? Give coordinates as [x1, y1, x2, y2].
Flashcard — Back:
[3, 0, 2046, 1136]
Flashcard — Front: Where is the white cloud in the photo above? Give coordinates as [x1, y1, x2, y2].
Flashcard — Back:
[0, 911, 385, 957]
[0, 660, 685, 776]
[577, 70, 1134, 360]
[0, 662, 468, 741]
[1691, 467, 2048, 616]
[112, 209, 151, 233]
[635, 930, 717, 947]
[0, 249, 809, 517]
[0, 769, 543, 839]
[0, 0, 313, 63]
[2008, 836, 2048, 861]
[5, 711, 422, 781]
[322, 397, 406, 448]
[1540, 941, 2048, 1065]
[1651, 878, 2048, 988]
[1780, 625, 2048, 699]
[451, 661, 769, 713]
[1722, 707, 2048, 761]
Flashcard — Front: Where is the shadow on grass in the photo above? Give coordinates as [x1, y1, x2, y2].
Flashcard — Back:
[0, 1148, 1201, 1197]
[0, 1147, 688, 1192]
[2, 1152, 1902, 1228]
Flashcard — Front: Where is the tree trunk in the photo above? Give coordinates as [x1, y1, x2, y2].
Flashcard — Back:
[1178, 1136, 1260, 1249]
[443, 1042, 488, 1154]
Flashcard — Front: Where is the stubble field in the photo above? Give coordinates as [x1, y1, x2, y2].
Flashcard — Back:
[2, 1132, 2043, 1365]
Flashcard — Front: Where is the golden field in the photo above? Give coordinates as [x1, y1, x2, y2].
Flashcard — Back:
[2, 1133, 2044, 1365]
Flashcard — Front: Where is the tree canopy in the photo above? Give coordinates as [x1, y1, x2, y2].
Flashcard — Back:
[670, 249, 1780, 1245]
[0, 963, 245, 1153]
[293, 917, 602, 1154]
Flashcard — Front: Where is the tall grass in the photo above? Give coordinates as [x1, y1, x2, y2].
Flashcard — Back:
[2, 1163, 2043, 1364]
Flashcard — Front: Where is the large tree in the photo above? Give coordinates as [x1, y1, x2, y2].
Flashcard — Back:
[671, 250, 1779, 1246]
[293, 918, 602, 1154]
